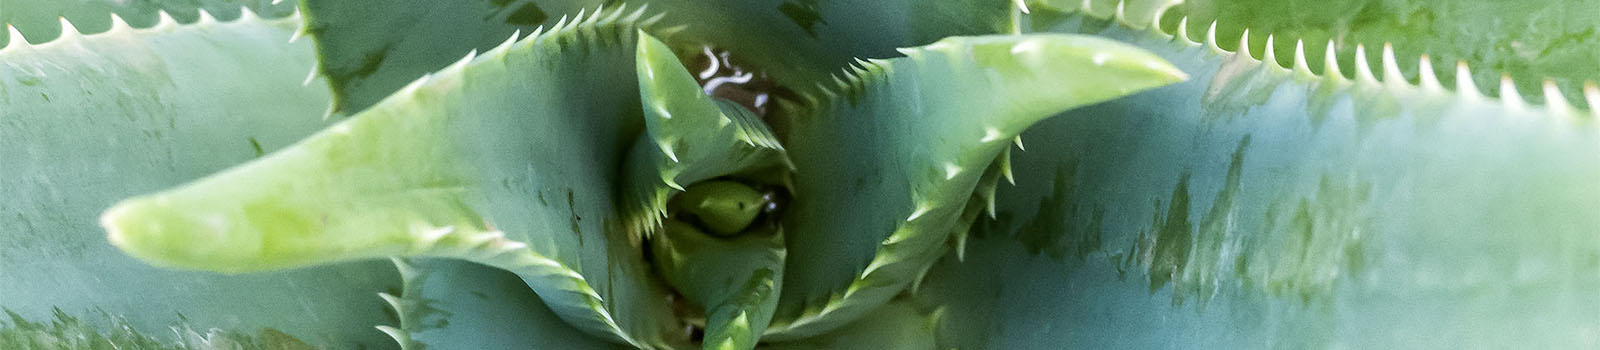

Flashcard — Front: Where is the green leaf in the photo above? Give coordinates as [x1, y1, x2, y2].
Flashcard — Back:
[619, 31, 789, 239]
[1161, 0, 1600, 109]
[628, 32, 789, 350]
[99, 8, 685, 348]
[765, 33, 1187, 340]
[297, 0, 1014, 114]
[295, 0, 610, 114]
[920, 12, 1600, 349]
[0, 12, 395, 349]
[1, 0, 295, 47]
[379, 259, 619, 349]
[761, 301, 938, 350]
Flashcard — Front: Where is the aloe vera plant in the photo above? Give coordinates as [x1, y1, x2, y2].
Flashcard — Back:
[2, 0, 1596, 349]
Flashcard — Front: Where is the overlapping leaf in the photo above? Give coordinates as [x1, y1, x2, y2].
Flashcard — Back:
[1, 0, 295, 47]
[0, 11, 395, 349]
[917, 7, 1600, 349]
[99, 7, 687, 348]
[296, 0, 1014, 114]
[765, 33, 1187, 339]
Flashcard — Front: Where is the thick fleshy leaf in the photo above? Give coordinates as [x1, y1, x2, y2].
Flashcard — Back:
[298, 0, 1013, 114]
[630, 33, 789, 350]
[378, 259, 617, 349]
[920, 11, 1600, 349]
[0, 12, 395, 349]
[295, 0, 609, 114]
[1165, 0, 1600, 109]
[1, 0, 294, 47]
[99, 8, 684, 348]
[620, 32, 789, 239]
[761, 301, 938, 350]
[765, 33, 1187, 340]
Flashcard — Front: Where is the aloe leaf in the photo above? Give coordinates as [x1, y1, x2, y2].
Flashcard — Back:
[765, 33, 1187, 339]
[297, 0, 1012, 115]
[760, 301, 938, 350]
[617, 0, 1015, 88]
[99, 9, 685, 348]
[294, 0, 610, 114]
[1165, 0, 1600, 108]
[1, 0, 295, 47]
[379, 258, 617, 349]
[630, 33, 789, 350]
[620, 31, 789, 238]
[0, 12, 395, 348]
[918, 11, 1600, 349]
[651, 221, 784, 350]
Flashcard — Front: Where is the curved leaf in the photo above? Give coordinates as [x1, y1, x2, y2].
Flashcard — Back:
[1164, 0, 1600, 109]
[921, 12, 1600, 349]
[620, 31, 790, 239]
[379, 258, 618, 349]
[630, 33, 790, 350]
[765, 33, 1186, 339]
[0, 12, 395, 349]
[1, 0, 295, 47]
[295, 0, 609, 114]
[298, 0, 1013, 114]
[99, 8, 685, 348]
[761, 301, 938, 350]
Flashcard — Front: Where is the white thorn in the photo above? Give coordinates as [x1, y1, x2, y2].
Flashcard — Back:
[1203, 21, 1220, 51]
[1353, 45, 1378, 84]
[1500, 74, 1527, 110]
[415, 225, 454, 246]
[981, 126, 1004, 143]
[240, 5, 262, 22]
[156, 10, 178, 29]
[1236, 28, 1251, 58]
[1455, 61, 1481, 98]
[5, 24, 31, 46]
[654, 104, 672, 119]
[108, 13, 133, 32]
[1542, 80, 1573, 115]
[497, 29, 521, 54]
[1291, 39, 1313, 76]
[1014, 0, 1031, 14]
[57, 17, 82, 39]
[1585, 81, 1600, 116]
[1261, 34, 1278, 66]
[290, 24, 308, 43]
[303, 61, 320, 86]
[375, 326, 408, 343]
[1321, 40, 1344, 80]
[1417, 55, 1443, 91]
[1380, 43, 1406, 86]
[1013, 136, 1026, 151]
[197, 9, 218, 25]
[658, 139, 679, 162]
[942, 162, 962, 180]
[1010, 39, 1042, 55]
[906, 205, 930, 222]
[1173, 17, 1193, 44]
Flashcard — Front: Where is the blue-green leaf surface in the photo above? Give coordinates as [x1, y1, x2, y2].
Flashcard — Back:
[1, 0, 295, 47]
[0, 11, 396, 349]
[766, 33, 1187, 340]
[918, 10, 1600, 349]
[298, 0, 1012, 114]
[380, 258, 619, 349]
[98, 8, 687, 348]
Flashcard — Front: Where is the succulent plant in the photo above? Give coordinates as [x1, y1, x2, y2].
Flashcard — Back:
[2, 0, 1595, 349]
